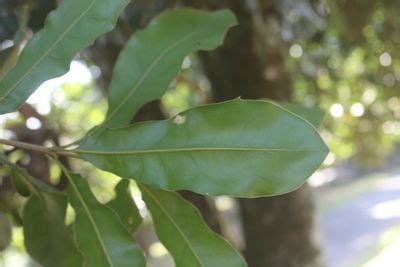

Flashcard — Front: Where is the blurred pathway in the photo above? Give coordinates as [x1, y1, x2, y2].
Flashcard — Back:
[320, 174, 400, 267]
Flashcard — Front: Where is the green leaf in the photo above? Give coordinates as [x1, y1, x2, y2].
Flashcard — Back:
[77, 99, 329, 197]
[64, 170, 145, 267]
[23, 192, 84, 267]
[140, 184, 247, 267]
[106, 180, 142, 234]
[0, 153, 12, 166]
[5, 162, 84, 266]
[98, 9, 236, 129]
[1, 155, 52, 196]
[279, 103, 325, 128]
[10, 169, 31, 197]
[0, 0, 130, 115]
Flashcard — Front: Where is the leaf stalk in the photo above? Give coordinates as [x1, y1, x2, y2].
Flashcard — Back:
[0, 138, 80, 158]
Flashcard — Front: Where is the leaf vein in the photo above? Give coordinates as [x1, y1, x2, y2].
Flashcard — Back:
[64, 170, 114, 267]
[74, 147, 326, 155]
[142, 186, 204, 266]
[98, 31, 196, 129]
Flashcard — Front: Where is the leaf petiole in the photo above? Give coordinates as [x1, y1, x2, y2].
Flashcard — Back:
[0, 138, 80, 158]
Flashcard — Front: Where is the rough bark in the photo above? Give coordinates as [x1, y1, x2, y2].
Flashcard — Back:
[239, 187, 322, 267]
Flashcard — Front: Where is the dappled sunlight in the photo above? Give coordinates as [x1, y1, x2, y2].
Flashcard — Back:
[25, 117, 41, 130]
[369, 199, 400, 220]
[0, 228, 34, 267]
[329, 103, 344, 118]
[318, 171, 400, 267]
[362, 238, 400, 267]
[0, 248, 30, 267]
[308, 167, 337, 187]
[27, 60, 92, 107]
[350, 233, 375, 252]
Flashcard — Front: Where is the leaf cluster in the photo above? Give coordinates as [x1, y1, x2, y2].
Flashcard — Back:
[0, 2, 328, 266]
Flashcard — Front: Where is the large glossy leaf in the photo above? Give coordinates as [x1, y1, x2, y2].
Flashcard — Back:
[0, 0, 129, 115]
[98, 9, 236, 129]
[77, 99, 329, 197]
[106, 179, 142, 234]
[65, 171, 145, 267]
[140, 184, 247, 267]
[24, 193, 84, 267]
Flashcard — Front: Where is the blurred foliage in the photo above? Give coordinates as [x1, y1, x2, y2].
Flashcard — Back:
[161, 55, 212, 116]
[282, 0, 400, 166]
[0, 0, 18, 42]
[0, 0, 57, 43]
[161, 0, 400, 167]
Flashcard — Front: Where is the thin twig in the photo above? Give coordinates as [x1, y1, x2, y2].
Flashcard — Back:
[0, 138, 80, 158]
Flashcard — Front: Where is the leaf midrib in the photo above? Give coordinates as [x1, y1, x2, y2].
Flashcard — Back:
[0, 0, 98, 102]
[65, 171, 114, 267]
[74, 147, 326, 155]
[142, 186, 204, 266]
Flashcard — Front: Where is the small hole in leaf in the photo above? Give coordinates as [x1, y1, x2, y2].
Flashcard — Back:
[173, 115, 186, 125]
[149, 242, 168, 257]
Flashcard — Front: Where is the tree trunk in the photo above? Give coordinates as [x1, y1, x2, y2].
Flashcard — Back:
[239, 188, 322, 267]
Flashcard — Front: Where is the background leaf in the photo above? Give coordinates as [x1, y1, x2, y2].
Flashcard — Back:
[140, 184, 247, 267]
[77, 99, 329, 197]
[64, 170, 145, 267]
[98, 8, 236, 129]
[106, 179, 142, 234]
[0, 0, 130, 115]
[10, 169, 31, 197]
[0, 213, 11, 251]
[23, 193, 84, 267]
[1, 161, 85, 267]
